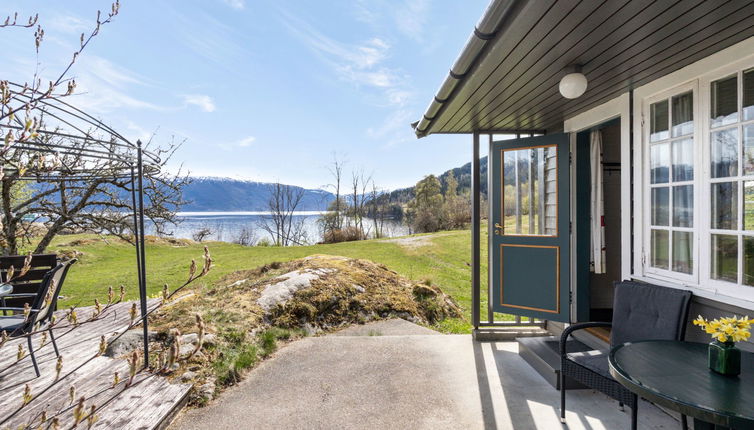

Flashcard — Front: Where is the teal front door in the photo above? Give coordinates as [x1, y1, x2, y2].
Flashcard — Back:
[490, 134, 570, 322]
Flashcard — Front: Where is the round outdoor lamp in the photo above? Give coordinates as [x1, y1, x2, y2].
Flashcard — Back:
[559, 72, 588, 99]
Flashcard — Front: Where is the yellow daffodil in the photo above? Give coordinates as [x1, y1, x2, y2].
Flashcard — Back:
[695, 314, 752, 344]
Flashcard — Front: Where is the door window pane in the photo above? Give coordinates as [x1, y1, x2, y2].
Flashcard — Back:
[673, 231, 693, 274]
[711, 128, 739, 178]
[711, 75, 738, 128]
[711, 234, 738, 283]
[651, 187, 669, 226]
[712, 182, 738, 230]
[673, 185, 693, 227]
[744, 68, 754, 121]
[744, 236, 754, 286]
[672, 138, 694, 181]
[502, 146, 555, 236]
[672, 91, 693, 137]
[651, 229, 669, 270]
[745, 181, 754, 231]
[650, 143, 670, 184]
[650, 100, 669, 142]
[745, 125, 754, 175]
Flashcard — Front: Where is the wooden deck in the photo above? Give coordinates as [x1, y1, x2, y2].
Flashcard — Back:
[0, 301, 190, 429]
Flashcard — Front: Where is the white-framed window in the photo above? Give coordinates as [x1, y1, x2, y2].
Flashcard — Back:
[701, 66, 754, 293]
[640, 57, 754, 302]
[643, 82, 698, 284]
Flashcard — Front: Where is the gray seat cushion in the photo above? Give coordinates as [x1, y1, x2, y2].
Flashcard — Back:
[0, 316, 23, 332]
[567, 350, 612, 379]
[610, 281, 692, 346]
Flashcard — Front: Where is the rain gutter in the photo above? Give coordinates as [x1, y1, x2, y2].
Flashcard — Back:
[413, 0, 523, 138]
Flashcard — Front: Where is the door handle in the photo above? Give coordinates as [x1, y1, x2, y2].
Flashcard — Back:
[494, 223, 503, 236]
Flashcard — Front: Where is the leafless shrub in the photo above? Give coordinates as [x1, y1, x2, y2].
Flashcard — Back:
[191, 226, 213, 243]
[232, 226, 255, 246]
[321, 226, 365, 244]
[257, 182, 307, 246]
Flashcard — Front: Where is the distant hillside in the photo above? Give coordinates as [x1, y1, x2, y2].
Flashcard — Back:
[182, 177, 334, 212]
[383, 156, 489, 204]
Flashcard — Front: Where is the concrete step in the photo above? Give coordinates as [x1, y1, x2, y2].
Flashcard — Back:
[516, 336, 594, 390]
[472, 327, 550, 341]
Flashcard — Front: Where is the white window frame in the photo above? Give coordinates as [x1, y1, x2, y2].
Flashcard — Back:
[641, 82, 700, 286]
[634, 40, 754, 306]
[699, 62, 754, 299]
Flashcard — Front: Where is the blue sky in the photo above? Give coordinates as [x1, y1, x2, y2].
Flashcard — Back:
[1, 0, 489, 190]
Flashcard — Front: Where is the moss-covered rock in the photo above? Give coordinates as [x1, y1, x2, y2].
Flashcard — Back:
[149, 254, 462, 405]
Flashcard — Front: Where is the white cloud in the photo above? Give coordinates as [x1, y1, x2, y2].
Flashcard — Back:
[367, 108, 414, 147]
[183, 94, 216, 112]
[281, 14, 411, 107]
[394, 0, 430, 42]
[217, 135, 256, 151]
[238, 136, 255, 147]
[47, 14, 91, 35]
[64, 55, 167, 114]
[222, 0, 245, 10]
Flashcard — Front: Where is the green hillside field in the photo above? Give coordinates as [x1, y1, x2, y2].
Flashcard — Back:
[41, 228, 498, 333]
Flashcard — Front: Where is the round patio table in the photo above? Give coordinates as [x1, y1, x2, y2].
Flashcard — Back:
[609, 340, 754, 429]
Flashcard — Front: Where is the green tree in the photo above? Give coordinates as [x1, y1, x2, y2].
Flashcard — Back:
[444, 171, 458, 198]
[408, 175, 444, 233]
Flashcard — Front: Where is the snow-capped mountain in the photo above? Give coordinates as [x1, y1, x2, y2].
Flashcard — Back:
[182, 177, 334, 211]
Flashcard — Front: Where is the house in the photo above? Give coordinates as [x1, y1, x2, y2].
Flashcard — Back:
[414, 0, 754, 359]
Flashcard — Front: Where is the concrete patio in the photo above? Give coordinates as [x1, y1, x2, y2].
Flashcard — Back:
[172, 320, 681, 430]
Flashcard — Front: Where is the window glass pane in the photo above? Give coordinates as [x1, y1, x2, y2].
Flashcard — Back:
[745, 181, 754, 231]
[651, 187, 669, 226]
[711, 234, 738, 283]
[673, 185, 693, 227]
[650, 100, 669, 142]
[672, 231, 693, 274]
[651, 229, 669, 270]
[744, 68, 754, 121]
[672, 91, 693, 137]
[745, 125, 754, 175]
[672, 138, 693, 181]
[711, 128, 739, 178]
[650, 143, 669, 184]
[744, 236, 754, 286]
[503, 147, 555, 236]
[711, 182, 738, 230]
[711, 75, 738, 128]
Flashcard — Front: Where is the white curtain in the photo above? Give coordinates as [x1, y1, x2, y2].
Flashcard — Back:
[590, 130, 606, 274]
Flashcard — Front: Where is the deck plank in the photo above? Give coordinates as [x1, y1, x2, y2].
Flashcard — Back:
[0, 300, 190, 429]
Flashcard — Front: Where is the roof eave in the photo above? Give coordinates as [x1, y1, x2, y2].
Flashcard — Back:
[413, 0, 523, 138]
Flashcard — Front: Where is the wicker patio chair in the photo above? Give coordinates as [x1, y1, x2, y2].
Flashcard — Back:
[0, 259, 76, 377]
[559, 281, 692, 430]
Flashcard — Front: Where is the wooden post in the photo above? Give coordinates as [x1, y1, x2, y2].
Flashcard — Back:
[472, 132, 481, 330]
[529, 149, 535, 233]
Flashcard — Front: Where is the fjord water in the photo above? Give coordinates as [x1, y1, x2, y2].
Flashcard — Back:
[150, 212, 409, 244]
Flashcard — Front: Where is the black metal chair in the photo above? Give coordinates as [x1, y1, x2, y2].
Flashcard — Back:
[559, 281, 692, 430]
[0, 259, 76, 377]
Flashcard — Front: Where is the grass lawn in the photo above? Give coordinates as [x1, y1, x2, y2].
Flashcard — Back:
[42, 227, 495, 333]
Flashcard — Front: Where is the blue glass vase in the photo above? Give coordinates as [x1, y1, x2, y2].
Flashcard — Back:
[708, 340, 741, 376]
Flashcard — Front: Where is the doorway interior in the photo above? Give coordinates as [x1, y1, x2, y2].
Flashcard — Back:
[574, 118, 623, 326]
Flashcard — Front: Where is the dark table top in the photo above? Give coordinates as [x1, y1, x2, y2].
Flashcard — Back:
[609, 340, 754, 428]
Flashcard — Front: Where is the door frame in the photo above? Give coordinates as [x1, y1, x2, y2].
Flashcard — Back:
[563, 92, 632, 322]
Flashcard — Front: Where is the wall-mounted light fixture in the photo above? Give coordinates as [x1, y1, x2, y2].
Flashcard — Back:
[559, 66, 587, 99]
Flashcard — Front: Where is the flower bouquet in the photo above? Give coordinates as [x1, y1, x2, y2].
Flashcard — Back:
[693, 315, 753, 376]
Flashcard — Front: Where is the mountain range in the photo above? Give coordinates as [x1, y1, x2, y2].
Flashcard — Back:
[182, 157, 488, 212]
[181, 177, 335, 212]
